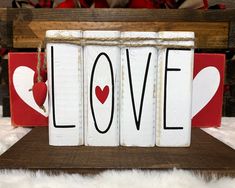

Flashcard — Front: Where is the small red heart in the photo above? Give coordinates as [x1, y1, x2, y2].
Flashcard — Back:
[95, 85, 109, 104]
[32, 82, 47, 107]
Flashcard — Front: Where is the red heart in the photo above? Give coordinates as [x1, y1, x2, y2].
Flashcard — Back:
[32, 82, 47, 107]
[95, 85, 109, 104]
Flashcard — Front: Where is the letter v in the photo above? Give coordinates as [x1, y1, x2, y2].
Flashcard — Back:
[126, 49, 152, 130]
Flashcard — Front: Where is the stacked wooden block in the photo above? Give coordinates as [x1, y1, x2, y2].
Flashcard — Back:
[46, 30, 194, 147]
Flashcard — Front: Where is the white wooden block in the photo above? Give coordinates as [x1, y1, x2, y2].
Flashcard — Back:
[156, 32, 194, 147]
[120, 32, 158, 147]
[47, 30, 83, 146]
[84, 31, 120, 146]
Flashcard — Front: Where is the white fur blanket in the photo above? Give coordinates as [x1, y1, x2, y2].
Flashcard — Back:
[0, 169, 235, 188]
[0, 117, 31, 155]
[202, 117, 235, 150]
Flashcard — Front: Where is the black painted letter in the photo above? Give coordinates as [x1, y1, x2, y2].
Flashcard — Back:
[126, 49, 151, 130]
[51, 46, 75, 128]
[163, 49, 187, 130]
[90, 52, 115, 134]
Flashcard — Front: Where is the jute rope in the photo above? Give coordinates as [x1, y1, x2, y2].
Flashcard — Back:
[37, 41, 42, 82]
[36, 42, 47, 112]
[44, 36, 195, 48]
[45, 36, 195, 42]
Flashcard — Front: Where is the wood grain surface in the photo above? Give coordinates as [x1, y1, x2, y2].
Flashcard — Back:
[1, 8, 235, 48]
[1, 8, 235, 22]
[0, 0, 234, 8]
[13, 21, 228, 49]
[0, 127, 234, 177]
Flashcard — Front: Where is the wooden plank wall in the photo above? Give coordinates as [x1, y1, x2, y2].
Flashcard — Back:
[13, 21, 228, 49]
[0, 9, 235, 49]
[1, 8, 235, 22]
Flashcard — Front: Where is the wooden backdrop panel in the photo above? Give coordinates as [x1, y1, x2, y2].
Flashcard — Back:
[13, 21, 228, 48]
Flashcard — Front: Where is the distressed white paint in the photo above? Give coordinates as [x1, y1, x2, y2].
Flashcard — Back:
[120, 32, 158, 147]
[84, 31, 120, 146]
[47, 30, 84, 146]
[156, 32, 194, 147]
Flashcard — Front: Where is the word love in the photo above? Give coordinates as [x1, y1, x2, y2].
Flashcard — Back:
[47, 30, 195, 147]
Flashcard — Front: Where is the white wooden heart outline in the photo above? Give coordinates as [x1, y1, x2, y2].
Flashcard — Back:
[192, 66, 220, 118]
[13, 66, 48, 117]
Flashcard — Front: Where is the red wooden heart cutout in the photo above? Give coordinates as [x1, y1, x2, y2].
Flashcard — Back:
[32, 82, 47, 107]
[95, 85, 109, 104]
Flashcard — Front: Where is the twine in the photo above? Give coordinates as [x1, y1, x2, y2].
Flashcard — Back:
[45, 36, 195, 42]
[37, 42, 47, 82]
[44, 36, 195, 49]
[36, 42, 47, 112]
[37, 42, 42, 82]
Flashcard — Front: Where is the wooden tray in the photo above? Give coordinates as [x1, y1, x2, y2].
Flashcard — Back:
[0, 127, 235, 176]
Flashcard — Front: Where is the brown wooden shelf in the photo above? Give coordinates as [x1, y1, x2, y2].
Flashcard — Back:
[0, 8, 235, 49]
[0, 127, 235, 176]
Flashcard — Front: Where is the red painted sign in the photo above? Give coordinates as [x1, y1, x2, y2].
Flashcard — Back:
[8, 53, 48, 126]
[192, 53, 225, 127]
